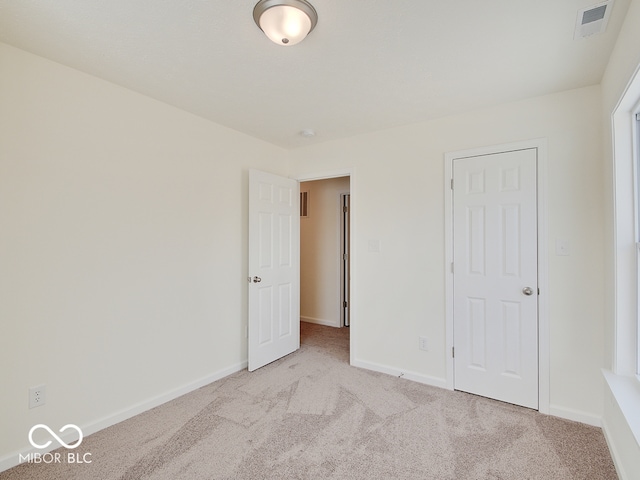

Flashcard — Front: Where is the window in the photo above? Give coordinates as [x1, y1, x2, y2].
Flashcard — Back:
[604, 63, 640, 451]
[612, 69, 640, 378]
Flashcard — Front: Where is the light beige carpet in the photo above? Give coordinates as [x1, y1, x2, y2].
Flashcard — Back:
[1, 323, 617, 479]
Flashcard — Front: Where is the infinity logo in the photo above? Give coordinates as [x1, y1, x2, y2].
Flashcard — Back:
[28, 424, 83, 450]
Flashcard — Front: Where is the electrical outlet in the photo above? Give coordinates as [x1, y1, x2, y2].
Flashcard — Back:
[29, 384, 46, 409]
[419, 336, 428, 351]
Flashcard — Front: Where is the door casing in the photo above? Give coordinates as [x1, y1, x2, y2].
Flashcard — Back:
[444, 139, 550, 414]
[340, 192, 351, 328]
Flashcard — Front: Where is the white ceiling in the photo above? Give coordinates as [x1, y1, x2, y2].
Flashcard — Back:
[0, 0, 631, 148]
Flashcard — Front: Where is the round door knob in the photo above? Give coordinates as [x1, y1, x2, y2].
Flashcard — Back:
[252, 276, 262, 283]
[522, 287, 534, 296]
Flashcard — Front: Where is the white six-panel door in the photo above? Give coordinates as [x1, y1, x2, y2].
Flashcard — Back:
[248, 170, 300, 371]
[453, 149, 538, 409]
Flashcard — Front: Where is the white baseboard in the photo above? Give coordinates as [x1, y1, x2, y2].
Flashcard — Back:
[352, 358, 603, 428]
[548, 404, 601, 427]
[351, 358, 449, 390]
[301, 316, 339, 328]
[0, 361, 247, 474]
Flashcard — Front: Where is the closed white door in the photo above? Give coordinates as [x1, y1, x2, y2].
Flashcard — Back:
[453, 149, 538, 409]
[248, 169, 300, 371]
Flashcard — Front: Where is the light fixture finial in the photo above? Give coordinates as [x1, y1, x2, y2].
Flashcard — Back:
[253, 0, 318, 46]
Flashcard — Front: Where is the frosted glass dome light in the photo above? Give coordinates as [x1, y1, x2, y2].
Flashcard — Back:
[253, 0, 318, 46]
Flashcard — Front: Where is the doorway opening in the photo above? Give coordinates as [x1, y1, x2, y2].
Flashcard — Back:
[299, 177, 351, 334]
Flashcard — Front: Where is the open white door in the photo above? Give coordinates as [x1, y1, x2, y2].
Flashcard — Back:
[453, 148, 538, 409]
[248, 169, 300, 371]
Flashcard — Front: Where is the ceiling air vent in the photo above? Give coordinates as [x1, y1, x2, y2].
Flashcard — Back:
[574, 1, 614, 39]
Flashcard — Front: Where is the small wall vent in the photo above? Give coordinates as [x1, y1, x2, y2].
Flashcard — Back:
[574, 1, 614, 39]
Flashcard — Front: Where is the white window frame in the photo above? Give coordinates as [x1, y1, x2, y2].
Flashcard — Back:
[611, 68, 640, 378]
[635, 109, 640, 377]
[606, 59, 640, 452]
[637, 240, 640, 376]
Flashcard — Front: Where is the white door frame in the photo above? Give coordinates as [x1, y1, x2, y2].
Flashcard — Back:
[296, 168, 355, 365]
[340, 192, 351, 328]
[444, 139, 549, 414]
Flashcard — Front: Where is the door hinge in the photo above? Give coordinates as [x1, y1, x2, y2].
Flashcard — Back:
[452, 346, 455, 358]
[343, 253, 348, 261]
[636, 112, 640, 121]
[451, 262, 454, 273]
[343, 301, 348, 308]
[538, 287, 540, 295]
[450, 178, 453, 190]
[343, 205, 349, 213]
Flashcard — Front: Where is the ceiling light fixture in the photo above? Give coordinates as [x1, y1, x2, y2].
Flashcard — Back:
[253, 0, 318, 46]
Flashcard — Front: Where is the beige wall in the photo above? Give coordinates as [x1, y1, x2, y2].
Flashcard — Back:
[3, 4, 639, 471]
[292, 85, 606, 421]
[0, 43, 289, 463]
[300, 177, 350, 327]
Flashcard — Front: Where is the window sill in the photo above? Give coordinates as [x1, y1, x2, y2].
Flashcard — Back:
[603, 369, 640, 447]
